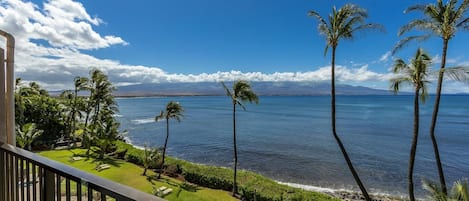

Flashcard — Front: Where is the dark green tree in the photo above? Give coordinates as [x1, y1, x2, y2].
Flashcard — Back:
[155, 101, 184, 179]
[308, 4, 383, 201]
[16, 123, 43, 151]
[16, 82, 65, 145]
[394, 0, 469, 194]
[221, 80, 258, 196]
[90, 117, 123, 159]
[391, 48, 431, 201]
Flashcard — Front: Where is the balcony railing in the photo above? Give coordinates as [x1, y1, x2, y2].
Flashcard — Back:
[0, 142, 165, 201]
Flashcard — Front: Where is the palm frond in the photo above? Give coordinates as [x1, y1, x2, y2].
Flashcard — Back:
[323, 45, 330, 57]
[392, 59, 408, 73]
[442, 66, 469, 83]
[155, 111, 164, 122]
[420, 85, 429, 103]
[423, 180, 448, 201]
[237, 101, 247, 111]
[455, 0, 469, 21]
[221, 81, 233, 98]
[391, 34, 431, 55]
[404, 4, 427, 14]
[457, 17, 469, 28]
[452, 179, 469, 201]
[398, 19, 433, 36]
[352, 23, 386, 34]
[390, 77, 412, 94]
[307, 10, 328, 27]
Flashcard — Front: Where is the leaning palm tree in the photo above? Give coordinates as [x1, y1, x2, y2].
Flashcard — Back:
[155, 101, 184, 179]
[391, 48, 432, 201]
[394, 0, 469, 194]
[308, 4, 383, 200]
[221, 80, 258, 196]
[424, 178, 469, 201]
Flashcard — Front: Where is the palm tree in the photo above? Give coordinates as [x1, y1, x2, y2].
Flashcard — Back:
[142, 145, 160, 176]
[60, 90, 74, 146]
[391, 48, 431, 201]
[89, 69, 116, 125]
[221, 80, 258, 196]
[84, 69, 117, 156]
[308, 4, 383, 200]
[16, 123, 44, 151]
[71, 77, 89, 134]
[394, 0, 469, 194]
[155, 101, 184, 179]
[424, 178, 469, 201]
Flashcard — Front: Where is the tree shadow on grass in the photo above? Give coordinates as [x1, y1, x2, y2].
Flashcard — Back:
[90, 157, 123, 168]
[147, 175, 199, 193]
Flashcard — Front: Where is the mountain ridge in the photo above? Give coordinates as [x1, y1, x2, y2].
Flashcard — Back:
[112, 82, 394, 97]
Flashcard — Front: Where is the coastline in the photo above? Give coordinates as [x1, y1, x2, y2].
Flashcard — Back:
[123, 137, 405, 201]
[278, 181, 406, 201]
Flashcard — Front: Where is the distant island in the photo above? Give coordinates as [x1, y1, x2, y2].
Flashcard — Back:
[112, 82, 395, 97]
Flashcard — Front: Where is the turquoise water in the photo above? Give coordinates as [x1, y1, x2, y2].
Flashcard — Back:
[116, 95, 469, 196]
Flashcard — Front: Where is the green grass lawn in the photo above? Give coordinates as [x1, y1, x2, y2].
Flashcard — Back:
[39, 149, 238, 201]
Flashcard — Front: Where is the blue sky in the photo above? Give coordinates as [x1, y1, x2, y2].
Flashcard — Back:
[1, 0, 469, 92]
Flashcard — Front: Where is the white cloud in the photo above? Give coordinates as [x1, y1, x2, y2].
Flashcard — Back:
[379, 51, 391, 62]
[0, 0, 126, 50]
[1, 0, 468, 94]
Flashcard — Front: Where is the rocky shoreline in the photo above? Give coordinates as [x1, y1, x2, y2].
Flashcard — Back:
[330, 191, 405, 201]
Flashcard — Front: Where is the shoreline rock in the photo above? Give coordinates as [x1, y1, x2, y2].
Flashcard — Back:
[331, 191, 404, 201]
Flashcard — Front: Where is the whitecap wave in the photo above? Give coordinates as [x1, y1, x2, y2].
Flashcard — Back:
[123, 137, 145, 150]
[276, 181, 337, 193]
[131, 118, 154, 124]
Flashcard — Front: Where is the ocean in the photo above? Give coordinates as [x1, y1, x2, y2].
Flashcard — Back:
[115, 95, 469, 196]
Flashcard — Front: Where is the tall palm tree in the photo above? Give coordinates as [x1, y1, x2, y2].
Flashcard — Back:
[308, 4, 383, 200]
[221, 80, 258, 196]
[394, 0, 469, 194]
[155, 101, 184, 179]
[84, 69, 117, 156]
[391, 48, 432, 201]
[89, 70, 116, 125]
[71, 77, 89, 134]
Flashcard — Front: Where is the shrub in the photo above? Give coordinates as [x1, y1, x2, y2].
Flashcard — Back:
[165, 164, 182, 177]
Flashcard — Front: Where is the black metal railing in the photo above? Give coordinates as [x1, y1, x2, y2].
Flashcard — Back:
[0, 142, 165, 201]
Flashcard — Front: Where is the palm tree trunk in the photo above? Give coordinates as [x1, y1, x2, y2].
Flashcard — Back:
[408, 88, 420, 201]
[429, 39, 448, 195]
[330, 46, 371, 201]
[232, 102, 238, 196]
[158, 117, 169, 179]
[84, 110, 90, 128]
[72, 88, 78, 135]
[143, 167, 147, 176]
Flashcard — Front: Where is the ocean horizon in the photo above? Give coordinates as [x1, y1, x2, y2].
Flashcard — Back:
[116, 95, 469, 197]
